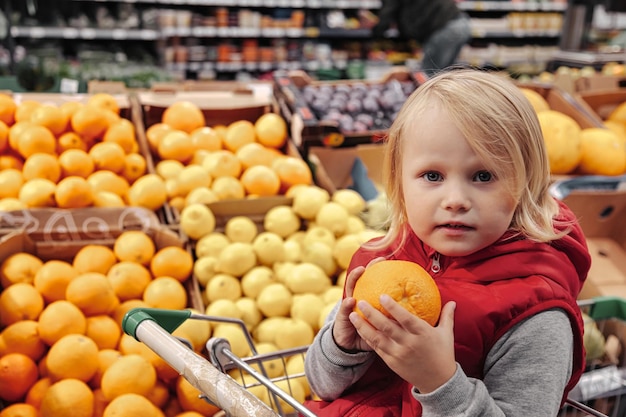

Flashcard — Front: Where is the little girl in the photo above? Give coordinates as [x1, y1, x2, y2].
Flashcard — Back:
[304, 69, 591, 416]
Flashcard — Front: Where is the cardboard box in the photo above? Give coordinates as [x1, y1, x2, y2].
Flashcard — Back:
[554, 178, 626, 300]
[0, 207, 204, 311]
[575, 89, 626, 123]
[274, 67, 426, 155]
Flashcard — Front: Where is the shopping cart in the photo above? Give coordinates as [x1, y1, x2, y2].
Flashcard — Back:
[122, 307, 612, 417]
[122, 308, 315, 417]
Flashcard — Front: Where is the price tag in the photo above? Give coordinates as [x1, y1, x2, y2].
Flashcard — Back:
[60, 79, 80, 94]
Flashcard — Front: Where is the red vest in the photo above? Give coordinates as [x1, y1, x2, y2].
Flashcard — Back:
[304, 200, 590, 417]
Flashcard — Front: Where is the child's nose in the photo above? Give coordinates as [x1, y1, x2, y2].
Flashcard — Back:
[441, 184, 471, 211]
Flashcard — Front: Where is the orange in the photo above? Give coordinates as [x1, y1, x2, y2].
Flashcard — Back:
[18, 178, 57, 208]
[272, 156, 313, 192]
[107, 261, 152, 301]
[175, 376, 221, 416]
[0, 283, 44, 327]
[88, 141, 126, 173]
[0, 168, 24, 199]
[0, 252, 43, 287]
[58, 148, 95, 178]
[519, 88, 550, 114]
[34, 260, 78, 303]
[73, 244, 117, 274]
[100, 354, 157, 401]
[56, 131, 87, 153]
[29, 104, 69, 136]
[37, 300, 87, 346]
[202, 149, 242, 178]
[16, 125, 57, 159]
[65, 272, 119, 316]
[161, 101, 206, 134]
[92, 388, 108, 417]
[537, 110, 582, 175]
[71, 105, 109, 141]
[113, 230, 156, 266]
[353, 260, 441, 326]
[189, 126, 222, 152]
[254, 112, 287, 148]
[578, 127, 626, 176]
[157, 130, 194, 163]
[25, 376, 52, 409]
[22, 152, 62, 183]
[87, 170, 130, 198]
[103, 118, 136, 154]
[142, 276, 187, 310]
[176, 165, 212, 198]
[39, 378, 94, 417]
[54, 176, 94, 208]
[87, 93, 120, 115]
[0, 93, 17, 125]
[111, 299, 149, 329]
[117, 333, 178, 383]
[0, 320, 46, 361]
[8, 120, 34, 151]
[93, 191, 126, 208]
[121, 153, 147, 183]
[86, 315, 121, 351]
[223, 119, 256, 152]
[14, 100, 41, 123]
[146, 379, 170, 409]
[145, 122, 173, 153]
[46, 334, 99, 382]
[59, 101, 84, 121]
[126, 174, 167, 211]
[236, 142, 279, 169]
[0, 403, 39, 417]
[240, 165, 281, 197]
[0, 353, 39, 402]
[149, 246, 193, 282]
[211, 176, 245, 200]
[103, 393, 162, 417]
[0, 120, 9, 152]
[89, 349, 122, 389]
[0, 154, 23, 171]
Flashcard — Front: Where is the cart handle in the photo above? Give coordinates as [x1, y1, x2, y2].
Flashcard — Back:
[122, 308, 281, 417]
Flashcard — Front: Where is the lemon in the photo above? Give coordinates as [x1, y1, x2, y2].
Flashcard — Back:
[256, 283, 293, 317]
[274, 318, 314, 350]
[537, 110, 582, 175]
[193, 256, 218, 287]
[332, 189, 366, 215]
[241, 266, 276, 298]
[252, 232, 285, 266]
[195, 232, 231, 258]
[301, 241, 337, 277]
[291, 293, 326, 332]
[205, 298, 242, 320]
[235, 297, 263, 330]
[224, 216, 259, 243]
[292, 185, 330, 219]
[263, 205, 301, 238]
[285, 262, 332, 294]
[579, 127, 626, 175]
[205, 273, 242, 302]
[216, 242, 257, 277]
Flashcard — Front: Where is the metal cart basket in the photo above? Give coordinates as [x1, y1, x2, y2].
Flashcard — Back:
[122, 307, 613, 417]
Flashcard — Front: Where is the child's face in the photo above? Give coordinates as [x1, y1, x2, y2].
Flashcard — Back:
[401, 106, 517, 257]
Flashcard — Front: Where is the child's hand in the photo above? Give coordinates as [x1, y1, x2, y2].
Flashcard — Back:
[350, 296, 457, 393]
[331, 258, 385, 353]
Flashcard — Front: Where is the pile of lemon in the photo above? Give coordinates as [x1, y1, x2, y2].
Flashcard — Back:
[521, 88, 626, 176]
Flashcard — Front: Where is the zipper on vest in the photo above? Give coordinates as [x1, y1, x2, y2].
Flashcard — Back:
[431, 253, 441, 274]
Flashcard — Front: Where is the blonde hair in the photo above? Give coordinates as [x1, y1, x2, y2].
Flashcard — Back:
[372, 68, 564, 251]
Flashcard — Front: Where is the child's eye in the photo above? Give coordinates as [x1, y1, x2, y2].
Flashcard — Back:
[474, 171, 493, 182]
[422, 172, 442, 182]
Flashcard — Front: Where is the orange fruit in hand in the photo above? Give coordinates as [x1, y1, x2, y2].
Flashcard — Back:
[162, 101, 206, 134]
[352, 260, 441, 326]
[0, 353, 39, 402]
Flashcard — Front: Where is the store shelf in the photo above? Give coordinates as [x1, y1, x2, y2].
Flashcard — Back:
[459, 1, 567, 12]
[10, 26, 160, 40]
[68, 0, 381, 7]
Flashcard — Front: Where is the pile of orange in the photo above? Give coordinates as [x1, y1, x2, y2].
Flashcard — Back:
[148, 103, 313, 214]
[0, 232, 217, 417]
[0, 92, 167, 212]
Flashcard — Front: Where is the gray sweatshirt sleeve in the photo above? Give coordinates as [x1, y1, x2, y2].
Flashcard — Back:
[306, 305, 575, 416]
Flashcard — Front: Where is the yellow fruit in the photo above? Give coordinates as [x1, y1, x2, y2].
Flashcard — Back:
[175, 376, 221, 416]
[519, 87, 550, 114]
[241, 266, 276, 299]
[202, 149, 242, 178]
[54, 176, 94, 208]
[171, 308, 211, 352]
[224, 216, 258, 243]
[85, 315, 122, 350]
[40, 378, 94, 417]
[143, 276, 187, 309]
[0, 169, 24, 199]
[216, 242, 257, 277]
[252, 232, 285, 267]
[256, 282, 293, 317]
[73, 244, 117, 274]
[46, 334, 99, 382]
[89, 141, 126, 174]
[88, 93, 121, 115]
[292, 185, 330, 220]
[71, 105, 109, 141]
[205, 298, 242, 320]
[103, 393, 162, 417]
[240, 165, 281, 196]
[212, 323, 251, 358]
[291, 293, 325, 332]
[184, 186, 219, 207]
[353, 259, 441, 326]
[272, 156, 313, 192]
[223, 120, 256, 152]
[254, 112, 287, 148]
[30, 104, 68, 136]
[121, 152, 147, 183]
[578, 127, 626, 175]
[0, 320, 46, 361]
[22, 153, 61, 183]
[87, 170, 130, 198]
[205, 273, 242, 303]
[16, 125, 56, 159]
[211, 176, 245, 200]
[18, 178, 57, 208]
[162, 101, 206, 134]
[537, 110, 582, 175]
[0, 283, 44, 327]
[33, 259, 79, 303]
[155, 159, 184, 180]
[66, 272, 119, 316]
[37, 300, 87, 346]
[190, 126, 222, 152]
[179, 203, 216, 240]
[103, 118, 136, 154]
[286, 354, 310, 396]
[113, 230, 156, 266]
[0, 93, 17, 125]
[127, 174, 167, 211]
[176, 165, 212, 197]
[195, 233, 230, 259]
[608, 100, 626, 126]
[100, 354, 157, 401]
[58, 148, 95, 178]
[1, 252, 43, 287]
[146, 123, 173, 153]
[332, 189, 366, 215]
[107, 261, 152, 301]
[158, 130, 194, 163]
[285, 262, 332, 295]
[150, 246, 193, 282]
[263, 205, 301, 238]
[235, 142, 280, 169]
